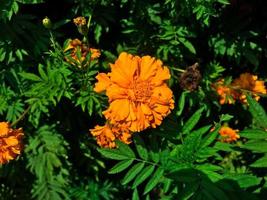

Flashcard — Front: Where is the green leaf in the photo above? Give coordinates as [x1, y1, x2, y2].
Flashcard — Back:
[247, 95, 267, 129]
[176, 91, 187, 116]
[108, 159, 134, 174]
[200, 125, 220, 148]
[143, 168, 164, 194]
[38, 65, 48, 80]
[132, 165, 155, 188]
[178, 37, 196, 54]
[19, 72, 42, 81]
[98, 148, 131, 160]
[240, 129, 267, 139]
[220, 114, 233, 122]
[134, 135, 148, 160]
[116, 140, 136, 158]
[182, 107, 204, 134]
[202, 179, 228, 200]
[179, 181, 199, 200]
[217, 0, 230, 5]
[132, 188, 140, 200]
[225, 174, 261, 188]
[122, 163, 145, 185]
[242, 140, 267, 153]
[250, 155, 267, 168]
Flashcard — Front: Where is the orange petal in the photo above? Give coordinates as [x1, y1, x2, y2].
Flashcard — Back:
[94, 73, 111, 93]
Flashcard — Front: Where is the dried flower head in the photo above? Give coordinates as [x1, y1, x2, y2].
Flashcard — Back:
[64, 39, 100, 67]
[0, 122, 24, 164]
[179, 63, 202, 91]
[90, 123, 132, 148]
[94, 52, 174, 132]
[219, 126, 240, 143]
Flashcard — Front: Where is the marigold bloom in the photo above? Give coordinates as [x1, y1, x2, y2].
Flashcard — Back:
[90, 123, 132, 148]
[219, 126, 240, 143]
[94, 52, 175, 132]
[73, 16, 86, 26]
[64, 39, 100, 67]
[214, 79, 235, 105]
[0, 122, 24, 164]
[232, 73, 266, 103]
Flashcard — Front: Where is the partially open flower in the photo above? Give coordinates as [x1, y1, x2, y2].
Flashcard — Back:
[213, 79, 236, 105]
[94, 52, 175, 132]
[232, 73, 266, 103]
[64, 39, 100, 68]
[90, 123, 132, 148]
[219, 126, 240, 143]
[0, 122, 24, 164]
[179, 63, 202, 91]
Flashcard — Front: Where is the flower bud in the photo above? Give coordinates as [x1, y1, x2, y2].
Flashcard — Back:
[42, 17, 52, 29]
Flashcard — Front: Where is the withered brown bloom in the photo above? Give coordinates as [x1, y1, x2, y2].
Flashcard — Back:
[179, 63, 202, 91]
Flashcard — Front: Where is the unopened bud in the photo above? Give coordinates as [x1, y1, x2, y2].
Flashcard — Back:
[42, 17, 52, 29]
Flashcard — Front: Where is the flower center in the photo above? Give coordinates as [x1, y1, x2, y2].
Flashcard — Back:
[131, 81, 152, 102]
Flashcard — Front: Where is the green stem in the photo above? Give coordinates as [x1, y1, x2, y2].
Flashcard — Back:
[11, 106, 31, 127]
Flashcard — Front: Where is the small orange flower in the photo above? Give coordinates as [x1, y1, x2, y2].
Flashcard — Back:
[213, 79, 235, 105]
[64, 39, 100, 67]
[219, 126, 240, 143]
[90, 123, 132, 148]
[0, 122, 24, 164]
[73, 16, 86, 26]
[94, 52, 175, 132]
[232, 73, 266, 103]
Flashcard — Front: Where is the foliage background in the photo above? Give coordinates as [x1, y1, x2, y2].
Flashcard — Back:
[1, 0, 267, 199]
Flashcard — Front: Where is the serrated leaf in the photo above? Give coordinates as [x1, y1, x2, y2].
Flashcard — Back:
[225, 174, 261, 188]
[247, 95, 267, 129]
[250, 155, 267, 168]
[200, 125, 220, 148]
[98, 148, 131, 160]
[116, 140, 136, 158]
[134, 135, 148, 160]
[132, 165, 155, 188]
[122, 163, 145, 185]
[143, 168, 164, 194]
[108, 159, 134, 174]
[242, 140, 267, 153]
[182, 107, 204, 134]
[240, 129, 267, 139]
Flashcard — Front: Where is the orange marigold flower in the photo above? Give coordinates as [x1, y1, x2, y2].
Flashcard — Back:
[73, 16, 87, 26]
[90, 123, 132, 148]
[0, 122, 24, 164]
[94, 52, 175, 132]
[213, 79, 235, 105]
[219, 126, 240, 143]
[232, 73, 266, 103]
[64, 39, 100, 67]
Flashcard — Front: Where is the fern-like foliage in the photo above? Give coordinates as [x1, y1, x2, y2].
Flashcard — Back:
[70, 180, 117, 200]
[25, 125, 71, 200]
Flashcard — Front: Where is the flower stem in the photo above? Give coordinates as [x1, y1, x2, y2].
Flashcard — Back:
[11, 106, 31, 127]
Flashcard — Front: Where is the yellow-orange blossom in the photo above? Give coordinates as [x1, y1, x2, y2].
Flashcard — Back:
[0, 122, 24, 164]
[94, 52, 175, 132]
